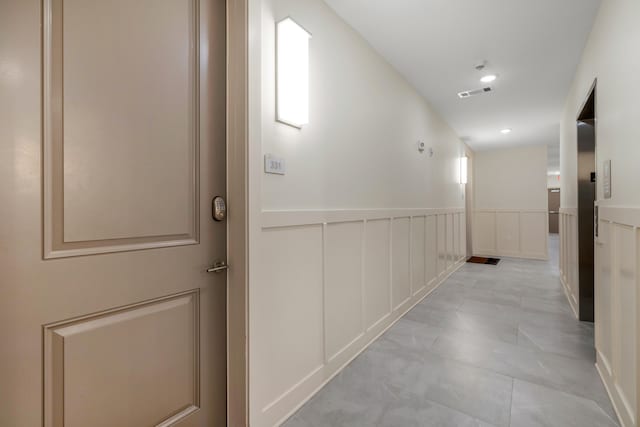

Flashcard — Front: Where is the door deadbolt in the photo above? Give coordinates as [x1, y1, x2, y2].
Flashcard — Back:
[212, 196, 226, 221]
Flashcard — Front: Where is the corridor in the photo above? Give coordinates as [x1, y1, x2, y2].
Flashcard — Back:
[5, 0, 640, 425]
[284, 236, 618, 427]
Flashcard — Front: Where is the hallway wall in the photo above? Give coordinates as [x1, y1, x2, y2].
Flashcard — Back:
[473, 145, 549, 260]
[248, 0, 467, 425]
[559, 1, 640, 426]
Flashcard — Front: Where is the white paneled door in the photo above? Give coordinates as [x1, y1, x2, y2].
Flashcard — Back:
[0, 0, 227, 426]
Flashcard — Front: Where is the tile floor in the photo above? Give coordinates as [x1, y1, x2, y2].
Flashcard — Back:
[283, 235, 619, 427]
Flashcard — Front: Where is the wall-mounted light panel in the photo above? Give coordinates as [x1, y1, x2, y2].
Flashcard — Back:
[276, 17, 311, 128]
[460, 156, 468, 184]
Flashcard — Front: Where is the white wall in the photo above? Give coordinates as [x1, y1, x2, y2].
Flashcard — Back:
[473, 145, 549, 260]
[248, 0, 467, 425]
[260, 3, 465, 210]
[547, 174, 561, 189]
[559, 1, 640, 426]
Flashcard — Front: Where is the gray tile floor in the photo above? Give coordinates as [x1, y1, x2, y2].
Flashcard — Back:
[283, 235, 619, 427]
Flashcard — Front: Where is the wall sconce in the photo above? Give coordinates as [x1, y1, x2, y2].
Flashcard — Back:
[460, 156, 468, 184]
[276, 17, 311, 128]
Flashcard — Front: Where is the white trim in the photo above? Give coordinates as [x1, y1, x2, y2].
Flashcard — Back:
[261, 208, 465, 229]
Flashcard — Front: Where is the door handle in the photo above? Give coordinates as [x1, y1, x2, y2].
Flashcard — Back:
[207, 261, 229, 273]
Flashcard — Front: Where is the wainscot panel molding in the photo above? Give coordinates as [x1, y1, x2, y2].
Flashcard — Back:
[559, 207, 579, 318]
[591, 205, 639, 427]
[473, 209, 548, 260]
[256, 208, 466, 427]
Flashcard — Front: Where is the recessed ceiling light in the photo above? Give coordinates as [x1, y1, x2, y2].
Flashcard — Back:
[500, 128, 512, 134]
[480, 74, 497, 83]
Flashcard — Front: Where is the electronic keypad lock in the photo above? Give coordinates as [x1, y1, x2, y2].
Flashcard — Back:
[212, 196, 227, 221]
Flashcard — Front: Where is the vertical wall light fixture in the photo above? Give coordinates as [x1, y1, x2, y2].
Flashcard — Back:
[460, 156, 468, 184]
[276, 17, 312, 128]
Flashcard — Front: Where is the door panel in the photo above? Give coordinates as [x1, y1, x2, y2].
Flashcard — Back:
[44, 291, 200, 427]
[44, 0, 200, 257]
[0, 0, 226, 426]
[61, 0, 196, 243]
[548, 189, 560, 233]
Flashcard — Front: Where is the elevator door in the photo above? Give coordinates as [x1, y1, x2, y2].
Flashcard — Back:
[577, 118, 596, 322]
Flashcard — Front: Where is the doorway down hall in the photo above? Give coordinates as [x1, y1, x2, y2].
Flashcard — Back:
[283, 236, 618, 427]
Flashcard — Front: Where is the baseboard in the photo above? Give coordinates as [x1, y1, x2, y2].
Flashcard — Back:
[595, 362, 627, 427]
[473, 251, 549, 261]
[273, 259, 467, 427]
[560, 274, 579, 319]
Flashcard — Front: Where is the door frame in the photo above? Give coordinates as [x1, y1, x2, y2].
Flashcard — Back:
[575, 78, 597, 322]
[463, 145, 474, 257]
[227, 0, 249, 425]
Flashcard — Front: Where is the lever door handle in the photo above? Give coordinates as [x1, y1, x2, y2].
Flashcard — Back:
[207, 261, 229, 273]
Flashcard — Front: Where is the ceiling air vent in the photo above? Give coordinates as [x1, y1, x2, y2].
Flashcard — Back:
[458, 86, 492, 99]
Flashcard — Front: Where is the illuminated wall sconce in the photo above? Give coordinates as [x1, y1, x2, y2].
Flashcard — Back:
[460, 156, 468, 184]
[276, 17, 312, 128]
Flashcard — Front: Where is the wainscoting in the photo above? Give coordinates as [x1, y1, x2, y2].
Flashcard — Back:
[252, 208, 466, 427]
[559, 208, 579, 316]
[561, 205, 639, 427]
[473, 209, 548, 260]
[594, 206, 639, 427]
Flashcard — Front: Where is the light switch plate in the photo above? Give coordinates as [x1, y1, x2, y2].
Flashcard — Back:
[264, 154, 286, 175]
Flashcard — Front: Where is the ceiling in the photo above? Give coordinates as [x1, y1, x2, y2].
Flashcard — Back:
[324, 0, 601, 168]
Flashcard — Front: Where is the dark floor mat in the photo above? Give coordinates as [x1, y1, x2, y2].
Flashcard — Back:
[467, 256, 501, 265]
